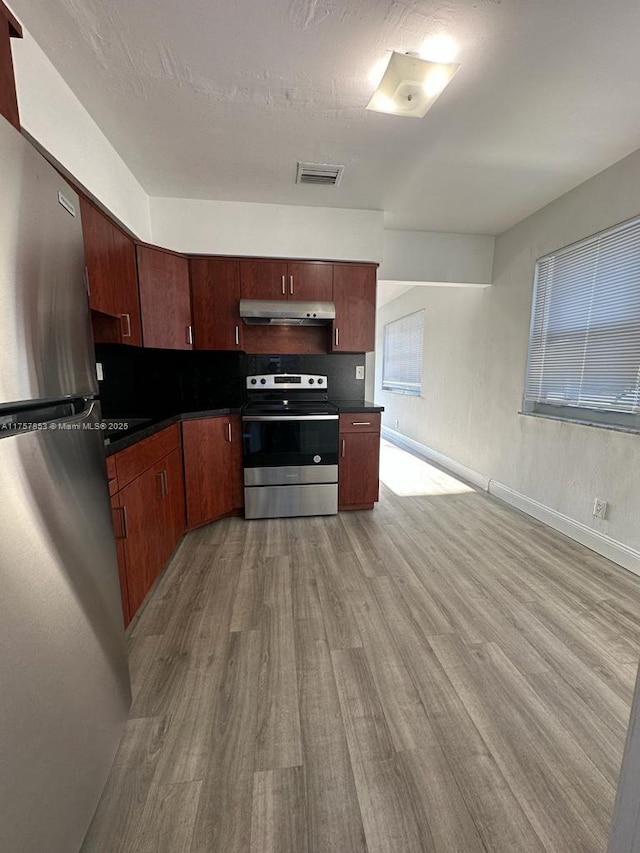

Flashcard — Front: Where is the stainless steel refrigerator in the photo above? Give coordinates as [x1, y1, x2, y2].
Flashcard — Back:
[0, 115, 131, 851]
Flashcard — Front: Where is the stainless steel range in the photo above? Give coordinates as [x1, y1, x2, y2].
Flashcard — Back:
[242, 374, 339, 519]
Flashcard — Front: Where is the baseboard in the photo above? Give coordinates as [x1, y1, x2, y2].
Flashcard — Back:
[488, 481, 640, 577]
[381, 426, 490, 491]
[382, 426, 640, 577]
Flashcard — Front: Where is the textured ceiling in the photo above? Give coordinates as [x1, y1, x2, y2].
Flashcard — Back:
[10, 0, 640, 234]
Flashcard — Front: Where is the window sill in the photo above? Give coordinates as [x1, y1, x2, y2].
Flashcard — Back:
[518, 410, 640, 436]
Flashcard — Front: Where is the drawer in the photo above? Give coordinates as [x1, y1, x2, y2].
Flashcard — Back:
[339, 412, 381, 433]
[114, 423, 180, 490]
[106, 455, 119, 496]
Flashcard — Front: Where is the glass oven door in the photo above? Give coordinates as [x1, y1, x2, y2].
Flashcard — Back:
[242, 415, 339, 468]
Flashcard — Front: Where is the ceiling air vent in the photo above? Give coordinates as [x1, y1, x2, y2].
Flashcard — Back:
[296, 161, 345, 187]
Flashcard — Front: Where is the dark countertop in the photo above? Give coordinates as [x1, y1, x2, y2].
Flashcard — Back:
[334, 401, 384, 413]
[104, 402, 383, 456]
[104, 409, 240, 455]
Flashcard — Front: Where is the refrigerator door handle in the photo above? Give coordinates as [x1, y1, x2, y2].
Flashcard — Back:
[66, 397, 95, 423]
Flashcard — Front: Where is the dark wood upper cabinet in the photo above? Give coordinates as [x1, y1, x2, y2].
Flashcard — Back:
[137, 245, 192, 350]
[80, 198, 142, 346]
[332, 264, 377, 353]
[287, 262, 333, 301]
[191, 257, 242, 350]
[110, 223, 143, 346]
[0, 3, 22, 131]
[80, 198, 115, 315]
[240, 259, 333, 302]
[240, 259, 288, 300]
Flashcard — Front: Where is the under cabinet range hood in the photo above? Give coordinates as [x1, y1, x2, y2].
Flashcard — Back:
[239, 299, 335, 326]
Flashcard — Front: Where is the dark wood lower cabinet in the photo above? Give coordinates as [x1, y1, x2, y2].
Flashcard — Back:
[110, 497, 131, 626]
[109, 410, 379, 627]
[158, 448, 186, 562]
[182, 415, 243, 528]
[110, 429, 185, 626]
[338, 419, 381, 510]
[116, 462, 164, 619]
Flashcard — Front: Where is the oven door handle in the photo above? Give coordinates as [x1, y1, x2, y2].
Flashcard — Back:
[242, 415, 339, 422]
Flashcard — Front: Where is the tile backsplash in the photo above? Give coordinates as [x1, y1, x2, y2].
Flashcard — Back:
[246, 353, 366, 401]
[95, 345, 366, 418]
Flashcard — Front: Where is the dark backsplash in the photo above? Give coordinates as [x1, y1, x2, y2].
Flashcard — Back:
[96, 345, 366, 418]
[246, 354, 366, 401]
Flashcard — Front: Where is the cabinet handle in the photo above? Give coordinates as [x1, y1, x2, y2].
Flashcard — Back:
[119, 313, 132, 338]
[234, 325, 240, 346]
[334, 328, 339, 347]
[341, 438, 346, 458]
[227, 422, 232, 442]
[289, 274, 294, 295]
[84, 266, 90, 297]
[352, 422, 371, 426]
[187, 325, 194, 345]
[281, 275, 286, 295]
[157, 470, 168, 497]
[114, 506, 128, 539]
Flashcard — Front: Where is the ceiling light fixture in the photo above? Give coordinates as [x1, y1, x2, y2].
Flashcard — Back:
[366, 51, 460, 118]
[420, 34, 459, 64]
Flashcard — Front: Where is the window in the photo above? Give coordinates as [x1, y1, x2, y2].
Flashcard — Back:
[382, 310, 424, 395]
[524, 213, 640, 430]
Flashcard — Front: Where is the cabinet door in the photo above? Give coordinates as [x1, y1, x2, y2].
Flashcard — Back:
[229, 415, 244, 510]
[81, 197, 118, 316]
[332, 264, 377, 353]
[81, 198, 142, 346]
[137, 246, 192, 349]
[156, 447, 185, 560]
[111, 225, 143, 346]
[240, 259, 288, 301]
[110, 495, 131, 627]
[191, 258, 243, 350]
[287, 262, 333, 302]
[183, 417, 237, 527]
[118, 465, 163, 617]
[339, 431, 380, 508]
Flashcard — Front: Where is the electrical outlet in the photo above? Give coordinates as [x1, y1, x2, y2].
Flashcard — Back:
[96, 362, 104, 381]
[394, 418, 399, 429]
[355, 365, 365, 380]
[593, 498, 608, 519]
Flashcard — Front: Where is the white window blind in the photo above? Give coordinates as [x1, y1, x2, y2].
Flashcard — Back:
[382, 310, 424, 395]
[524, 213, 640, 428]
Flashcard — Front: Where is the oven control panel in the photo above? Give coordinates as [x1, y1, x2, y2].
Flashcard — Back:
[246, 374, 327, 390]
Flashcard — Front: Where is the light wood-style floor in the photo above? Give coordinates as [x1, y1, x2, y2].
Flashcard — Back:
[81, 440, 640, 853]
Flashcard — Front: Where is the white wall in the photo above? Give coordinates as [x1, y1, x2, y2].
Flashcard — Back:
[151, 197, 383, 261]
[9, 24, 151, 241]
[378, 229, 495, 285]
[375, 145, 640, 554]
